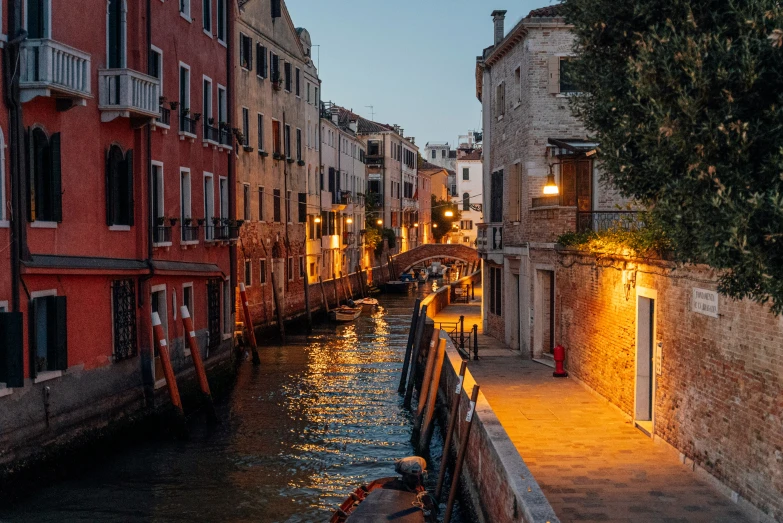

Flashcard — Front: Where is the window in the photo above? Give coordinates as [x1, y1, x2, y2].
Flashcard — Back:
[273, 189, 281, 222]
[284, 62, 292, 91]
[462, 167, 469, 181]
[257, 44, 268, 78]
[217, 0, 226, 42]
[26, 0, 49, 39]
[106, 145, 134, 227]
[259, 259, 267, 284]
[180, 168, 191, 240]
[244, 260, 252, 286]
[241, 107, 249, 147]
[560, 159, 592, 211]
[0, 306, 24, 388]
[285, 124, 291, 158]
[202, 0, 212, 33]
[299, 256, 305, 278]
[219, 177, 228, 219]
[298, 193, 306, 223]
[489, 267, 502, 316]
[271, 0, 281, 18]
[243, 184, 250, 220]
[258, 186, 264, 221]
[490, 170, 503, 223]
[463, 192, 470, 212]
[204, 174, 215, 240]
[182, 284, 194, 329]
[514, 66, 522, 103]
[28, 128, 62, 223]
[295, 68, 300, 96]
[286, 190, 292, 223]
[30, 293, 68, 377]
[107, 0, 126, 69]
[203, 77, 213, 134]
[460, 220, 473, 230]
[179, 63, 191, 117]
[287, 257, 294, 282]
[431, 150, 436, 159]
[272, 120, 281, 155]
[495, 82, 505, 118]
[152, 162, 164, 240]
[180, 0, 191, 19]
[559, 58, 578, 94]
[442, 150, 446, 158]
[222, 279, 231, 335]
[149, 47, 163, 95]
[296, 128, 302, 161]
[257, 114, 264, 151]
[271, 52, 280, 83]
[217, 85, 226, 125]
[239, 33, 252, 70]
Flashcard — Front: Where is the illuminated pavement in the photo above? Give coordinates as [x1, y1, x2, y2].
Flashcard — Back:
[433, 286, 750, 523]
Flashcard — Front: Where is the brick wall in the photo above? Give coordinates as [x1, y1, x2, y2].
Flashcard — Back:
[556, 250, 783, 520]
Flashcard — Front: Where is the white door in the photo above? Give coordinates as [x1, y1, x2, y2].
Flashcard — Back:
[635, 296, 654, 423]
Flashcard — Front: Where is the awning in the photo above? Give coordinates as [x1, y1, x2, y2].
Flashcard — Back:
[547, 138, 599, 157]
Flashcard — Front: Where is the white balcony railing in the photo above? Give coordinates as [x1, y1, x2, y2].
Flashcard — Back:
[98, 69, 160, 123]
[20, 38, 91, 104]
[477, 223, 502, 254]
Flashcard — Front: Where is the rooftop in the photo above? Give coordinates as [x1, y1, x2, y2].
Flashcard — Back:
[527, 4, 564, 18]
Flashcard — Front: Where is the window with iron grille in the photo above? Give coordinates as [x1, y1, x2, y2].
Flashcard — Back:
[112, 279, 137, 361]
[207, 279, 221, 350]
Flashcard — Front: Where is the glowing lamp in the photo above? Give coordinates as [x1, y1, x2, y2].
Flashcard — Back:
[314, 216, 321, 224]
[413, 223, 419, 227]
[444, 210, 454, 218]
[433, 223, 438, 228]
[543, 166, 559, 196]
[346, 217, 353, 224]
[376, 219, 383, 226]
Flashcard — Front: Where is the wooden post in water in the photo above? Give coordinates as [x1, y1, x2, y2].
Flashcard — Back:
[303, 274, 313, 333]
[413, 332, 440, 437]
[398, 298, 421, 394]
[239, 283, 261, 365]
[181, 306, 218, 424]
[332, 274, 340, 306]
[435, 361, 468, 500]
[270, 272, 286, 343]
[443, 385, 480, 523]
[356, 265, 366, 298]
[418, 338, 447, 454]
[319, 276, 330, 313]
[151, 312, 188, 438]
[404, 305, 428, 409]
[339, 271, 349, 303]
[345, 270, 354, 298]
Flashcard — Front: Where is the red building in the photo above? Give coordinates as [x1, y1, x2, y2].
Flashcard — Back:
[0, 0, 234, 468]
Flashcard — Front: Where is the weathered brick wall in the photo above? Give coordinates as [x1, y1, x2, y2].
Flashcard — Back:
[556, 251, 783, 520]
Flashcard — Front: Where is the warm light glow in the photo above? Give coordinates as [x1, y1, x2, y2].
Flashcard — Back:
[413, 223, 419, 227]
[346, 217, 353, 224]
[376, 219, 383, 226]
[314, 216, 321, 223]
[433, 223, 438, 228]
[444, 210, 454, 218]
[543, 172, 559, 195]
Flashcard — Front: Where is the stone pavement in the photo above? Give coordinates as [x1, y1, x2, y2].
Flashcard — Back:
[432, 285, 750, 523]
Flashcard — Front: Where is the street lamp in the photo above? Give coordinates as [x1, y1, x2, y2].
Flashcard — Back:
[314, 216, 321, 224]
[444, 210, 454, 218]
[433, 223, 438, 228]
[376, 219, 383, 226]
[413, 223, 419, 227]
[346, 217, 353, 224]
[543, 164, 559, 195]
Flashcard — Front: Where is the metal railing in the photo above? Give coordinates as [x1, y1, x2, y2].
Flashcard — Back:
[207, 225, 240, 241]
[577, 211, 643, 233]
[20, 38, 91, 101]
[98, 68, 160, 118]
[219, 128, 232, 147]
[180, 114, 197, 136]
[439, 316, 479, 361]
[204, 124, 220, 143]
[181, 225, 199, 242]
[153, 225, 172, 244]
[157, 106, 171, 126]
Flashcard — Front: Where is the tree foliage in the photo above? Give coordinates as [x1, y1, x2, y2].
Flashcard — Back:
[562, 0, 783, 313]
[431, 195, 461, 242]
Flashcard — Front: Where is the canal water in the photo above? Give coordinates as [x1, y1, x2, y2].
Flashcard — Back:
[0, 285, 470, 523]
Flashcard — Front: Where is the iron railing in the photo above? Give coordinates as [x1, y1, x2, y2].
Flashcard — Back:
[111, 279, 138, 362]
[181, 225, 199, 242]
[577, 211, 643, 233]
[219, 128, 232, 147]
[180, 114, 197, 135]
[153, 225, 172, 244]
[204, 124, 220, 143]
[157, 106, 171, 126]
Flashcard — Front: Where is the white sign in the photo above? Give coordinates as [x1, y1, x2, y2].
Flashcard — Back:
[655, 342, 662, 376]
[693, 288, 719, 318]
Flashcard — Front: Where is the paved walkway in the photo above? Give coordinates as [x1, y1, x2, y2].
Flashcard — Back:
[432, 286, 749, 523]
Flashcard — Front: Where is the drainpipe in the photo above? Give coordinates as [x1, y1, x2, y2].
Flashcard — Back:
[4, 0, 28, 313]
[141, 0, 154, 302]
[228, 0, 237, 316]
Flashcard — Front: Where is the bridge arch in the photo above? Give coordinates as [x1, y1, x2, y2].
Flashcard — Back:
[392, 244, 479, 273]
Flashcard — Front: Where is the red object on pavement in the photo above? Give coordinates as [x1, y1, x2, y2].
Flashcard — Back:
[553, 345, 569, 378]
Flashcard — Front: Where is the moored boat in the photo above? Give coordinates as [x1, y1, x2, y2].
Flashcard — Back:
[330, 306, 362, 322]
[416, 269, 429, 283]
[355, 298, 379, 312]
[385, 280, 414, 293]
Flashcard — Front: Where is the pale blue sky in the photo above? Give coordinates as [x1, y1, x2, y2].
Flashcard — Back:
[288, 0, 555, 149]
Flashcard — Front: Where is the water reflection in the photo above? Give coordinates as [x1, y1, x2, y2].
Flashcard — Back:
[0, 289, 466, 523]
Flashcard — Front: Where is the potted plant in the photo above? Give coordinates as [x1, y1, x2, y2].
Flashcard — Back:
[169, 101, 180, 111]
[197, 218, 206, 226]
[212, 217, 222, 226]
[159, 96, 167, 106]
[273, 152, 283, 160]
[156, 216, 166, 226]
[259, 149, 269, 158]
[183, 217, 193, 226]
[286, 157, 295, 164]
[208, 117, 215, 126]
[182, 108, 190, 117]
[193, 113, 202, 122]
[168, 217, 179, 226]
[297, 159, 305, 166]
[236, 219, 245, 227]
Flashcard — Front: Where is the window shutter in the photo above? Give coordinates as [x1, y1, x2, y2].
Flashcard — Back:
[262, 46, 268, 77]
[508, 164, 520, 221]
[29, 298, 40, 379]
[50, 133, 63, 222]
[271, 0, 281, 18]
[52, 296, 67, 371]
[0, 312, 24, 388]
[26, 129, 36, 222]
[246, 38, 253, 71]
[106, 148, 116, 226]
[548, 56, 561, 94]
[256, 43, 261, 73]
[125, 149, 134, 226]
[561, 161, 576, 207]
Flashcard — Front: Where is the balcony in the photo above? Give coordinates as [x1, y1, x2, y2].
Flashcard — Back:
[179, 114, 198, 141]
[153, 225, 172, 246]
[181, 225, 200, 243]
[152, 106, 171, 133]
[98, 69, 160, 124]
[577, 211, 643, 233]
[219, 128, 232, 150]
[477, 223, 503, 263]
[20, 38, 91, 108]
[207, 224, 240, 242]
[203, 124, 220, 146]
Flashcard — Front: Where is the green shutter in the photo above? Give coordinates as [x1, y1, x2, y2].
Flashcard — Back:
[52, 296, 67, 371]
[106, 148, 116, 226]
[0, 312, 24, 388]
[29, 298, 40, 379]
[50, 133, 63, 222]
[26, 129, 36, 222]
[125, 149, 134, 226]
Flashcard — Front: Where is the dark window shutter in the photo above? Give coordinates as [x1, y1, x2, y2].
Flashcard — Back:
[262, 46, 268, 77]
[246, 38, 253, 71]
[0, 312, 24, 388]
[29, 298, 40, 379]
[51, 296, 67, 371]
[50, 133, 62, 222]
[106, 148, 116, 226]
[271, 0, 281, 18]
[125, 149, 134, 226]
[298, 193, 306, 223]
[256, 44, 262, 74]
[26, 129, 35, 222]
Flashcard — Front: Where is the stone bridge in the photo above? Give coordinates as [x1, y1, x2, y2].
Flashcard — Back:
[392, 243, 479, 273]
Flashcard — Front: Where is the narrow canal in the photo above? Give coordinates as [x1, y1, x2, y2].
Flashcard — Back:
[0, 286, 470, 522]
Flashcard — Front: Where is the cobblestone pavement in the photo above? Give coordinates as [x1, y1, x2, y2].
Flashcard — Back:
[432, 287, 750, 523]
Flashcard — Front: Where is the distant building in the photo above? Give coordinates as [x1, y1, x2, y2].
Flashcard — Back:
[455, 150, 483, 246]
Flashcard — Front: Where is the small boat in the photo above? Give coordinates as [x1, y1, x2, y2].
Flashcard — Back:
[330, 306, 362, 322]
[330, 457, 436, 523]
[385, 281, 415, 294]
[416, 270, 429, 284]
[354, 298, 379, 313]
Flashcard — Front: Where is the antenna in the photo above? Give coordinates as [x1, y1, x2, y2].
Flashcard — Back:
[365, 105, 375, 121]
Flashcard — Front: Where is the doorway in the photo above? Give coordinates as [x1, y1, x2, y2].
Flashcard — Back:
[151, 286, 167, 384]
[635, 291, 656, 435]
[533, 268, 555, 358]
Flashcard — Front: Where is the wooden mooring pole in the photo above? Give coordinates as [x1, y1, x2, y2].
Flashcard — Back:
[181, 306, 218, 425]
[413, 332, 440, 436]
[332, 274, 340, 306]
[443, 384, 480, 523]
[319, 276, 330, 313]
[403, 304, 428, 409]
[239, 283, 261, 365]
[417, 338, 447, 455]
[270, 273, 286, 344]
[151, 312, 188, 439]
[398, 298, 421, 394]
[435, 360, 468, 500]
[303, 275, 313, 333]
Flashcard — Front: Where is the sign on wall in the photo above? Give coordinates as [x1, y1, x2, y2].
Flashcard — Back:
[693, 288, 719, 318]
[655, 341, 663, 376]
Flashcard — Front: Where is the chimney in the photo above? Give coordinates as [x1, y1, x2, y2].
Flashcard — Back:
[349, 119, 357, 133]
[331, 106, 339, 125]
[492, 10, 507, 46]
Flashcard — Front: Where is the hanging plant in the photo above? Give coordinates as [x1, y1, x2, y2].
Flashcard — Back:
[169, 101, 180, 110]
[197, 218, 206, 226]
[168, 217, 179, 226]
[208, 117, 215, 126]
[193, 113, 202, 122]
[159, 96, 167, 106]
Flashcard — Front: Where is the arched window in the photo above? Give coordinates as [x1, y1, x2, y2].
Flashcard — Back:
[29, 127, 62, 223]
[463, 193, 470, 211]
[106, 144, 134, 226]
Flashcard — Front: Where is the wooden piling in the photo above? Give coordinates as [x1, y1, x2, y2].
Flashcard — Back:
[345, 271, 354, 298]
[339, 271, 349, 303]
[332, 274, 340, 306]
[319, 276, 330, 313]
[398, 298, 421, 394]
[303, 274, 313, 333]
[403, 305, 428, 409]
[414, 331, 441, 433]
[151, 312, 188, 438]
[435, 361, 468, 500]
[239, 283, 261, 365]
[180, 306, 218, 425]
[443, 384, 480, 523]
[270, 272, 286, 343]
[418, 338, 447, 454]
